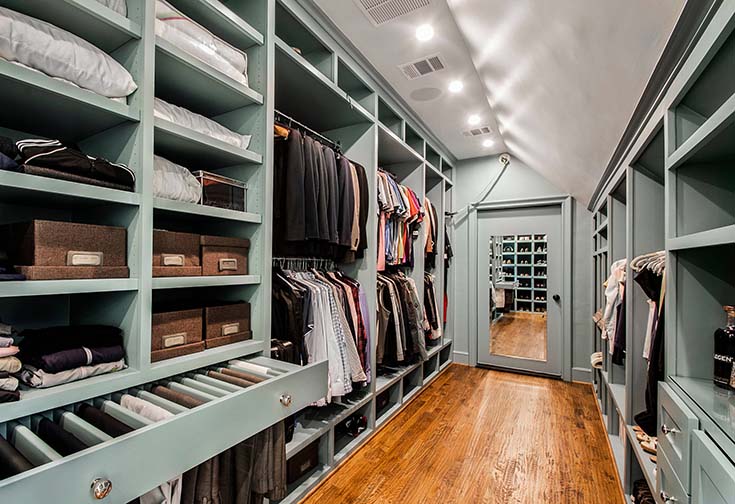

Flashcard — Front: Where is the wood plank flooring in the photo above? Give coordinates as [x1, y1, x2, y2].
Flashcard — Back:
[490, 311, 547, 361]
[303, 365, 623, 504]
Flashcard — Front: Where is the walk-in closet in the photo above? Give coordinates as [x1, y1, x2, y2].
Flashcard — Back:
[0, 0, 733, 503]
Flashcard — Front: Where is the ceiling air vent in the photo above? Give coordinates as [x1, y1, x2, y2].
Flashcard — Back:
[462, 126, 493, 137]
[399, 54, 446, 80]
[356, 0, 431, 26]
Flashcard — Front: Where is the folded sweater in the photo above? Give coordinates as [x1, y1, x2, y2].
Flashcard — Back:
[19, 359, 126, 389]
[26, 345, 125, 374]
[18, 325, 123, 358]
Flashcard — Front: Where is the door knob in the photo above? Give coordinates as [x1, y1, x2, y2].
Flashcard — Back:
[552, 294, 560, 302]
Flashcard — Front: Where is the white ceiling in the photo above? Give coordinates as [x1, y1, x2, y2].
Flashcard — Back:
[313, 0, 685, 203]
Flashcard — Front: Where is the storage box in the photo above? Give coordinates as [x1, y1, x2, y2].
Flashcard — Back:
[153, 230, 202, 277]
[200, 235, 250, 276]
[203, 301, 252, 349]
[287, 439, 319, 485]
[6, 220, 129, 280]
[151, 307, 204, 362]
[192, 171, 247, 211]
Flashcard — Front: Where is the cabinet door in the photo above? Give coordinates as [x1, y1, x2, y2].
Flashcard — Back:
[0, 358, 327, 503]
[658, 446, 690, 504]
[659, 382, 700, 491]
[691, 431, 735, 504]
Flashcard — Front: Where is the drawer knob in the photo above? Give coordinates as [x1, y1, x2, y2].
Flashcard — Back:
[660, 491, 677, 502]
[91, 478, 113, 500]
[280, 394, 292, 407]
[661, 424, 680, 436]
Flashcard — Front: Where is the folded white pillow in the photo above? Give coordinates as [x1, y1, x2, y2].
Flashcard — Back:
[154, 98, 252, 150]
[156, 0, 248, 86]
[0, 7, 137, 99]
[95, 0, 127, 17]
[153, 155, 202, 204]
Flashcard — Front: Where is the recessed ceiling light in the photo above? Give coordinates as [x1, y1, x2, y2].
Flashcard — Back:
[483, 139, 494, 148]
[468, 114, 481, 125]
[416, 24, 434, 42]
[448, 80, 464, 93]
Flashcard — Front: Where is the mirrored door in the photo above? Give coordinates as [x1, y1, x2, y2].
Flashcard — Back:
[477, 206, 562, 376]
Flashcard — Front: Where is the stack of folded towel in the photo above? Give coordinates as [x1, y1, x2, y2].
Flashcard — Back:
[17, 325, 126, 389]
[0, 322, 21, 403]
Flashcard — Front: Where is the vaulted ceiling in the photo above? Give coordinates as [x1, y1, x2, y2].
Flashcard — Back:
[312, 0, 685, 204]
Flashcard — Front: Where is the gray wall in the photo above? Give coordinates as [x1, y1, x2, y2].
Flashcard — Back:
[450, 155, 593, 381]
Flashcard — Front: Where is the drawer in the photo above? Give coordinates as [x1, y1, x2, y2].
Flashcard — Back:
[0, 357, 327, 503]
[691, 431, 735, 504]
[659, 382, 700, 491]
[658, 446, 690, 504]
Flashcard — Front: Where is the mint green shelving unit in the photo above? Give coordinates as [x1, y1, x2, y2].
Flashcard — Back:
[0, 0, 456, 500]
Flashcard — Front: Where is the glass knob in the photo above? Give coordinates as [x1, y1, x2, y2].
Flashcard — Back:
[280, 394, 292, 407]
[661, 424, 679, 435]
[91, 478, 112, 500]
[660, 491, 676, 502]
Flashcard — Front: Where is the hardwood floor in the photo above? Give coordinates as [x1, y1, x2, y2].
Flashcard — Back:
[303, 365, 623, 504]
[490, 311, 547, 361]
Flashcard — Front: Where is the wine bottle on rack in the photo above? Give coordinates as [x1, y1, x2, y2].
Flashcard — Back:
[713, 305, 735, 390]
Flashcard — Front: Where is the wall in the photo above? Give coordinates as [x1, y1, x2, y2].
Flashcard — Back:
[450, 155, 593, 381]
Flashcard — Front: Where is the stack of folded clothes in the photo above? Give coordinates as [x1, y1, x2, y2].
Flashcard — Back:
[0, 322, 21, 403]
[17, 325, 127, 389]
[0, 136, 135, 191]
[0, 248, 24, 281]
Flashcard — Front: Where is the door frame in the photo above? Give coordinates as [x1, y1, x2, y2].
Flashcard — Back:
[468, 195, 574, 381]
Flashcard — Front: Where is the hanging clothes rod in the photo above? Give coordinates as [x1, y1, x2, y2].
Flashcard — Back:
[272, 256, 336, 271]
[274, 110, 341, 152]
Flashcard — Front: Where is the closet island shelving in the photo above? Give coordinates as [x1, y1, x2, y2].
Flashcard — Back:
[0, 0, 455, 501]
[590, 1, 735, 501]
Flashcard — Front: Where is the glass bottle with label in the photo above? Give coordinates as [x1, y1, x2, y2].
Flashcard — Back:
[713, 305, 735, 390]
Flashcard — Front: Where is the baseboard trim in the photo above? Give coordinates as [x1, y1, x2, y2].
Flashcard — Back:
[453, 351, 469, 365]
[572, 367, 592, 383]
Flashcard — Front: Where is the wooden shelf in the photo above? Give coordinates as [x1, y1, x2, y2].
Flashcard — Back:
[668, 225, 735, 250]
[153, 117, 262, 168]
[1, 0, 142, 53]
[668, 93, 735, 170]
[377, 123, 423, 166]
[334, 428, 373, 463]
[0, 171, 141, 208]
[152, 275, 261, 290]
[0, 368, 141, 424]
[625, 425, 657, 493]
[149, 339, 265, 377]
[155, 37, 263, 117]
[275, 37, 371, 131]
[167, 0, 264, 50]
[153, 198, 262, 223]
[0, 61, 138, 142]
[286, 420, 328, 460]
[0, 278, 139, 298]
[671, 376, 735, 444]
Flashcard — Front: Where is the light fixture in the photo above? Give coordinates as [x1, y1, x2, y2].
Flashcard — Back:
[448, 80, 464, 93]
[483, 139, 494, 148]
[468, 114, 481, 125]
[416, 24, 434, 42]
